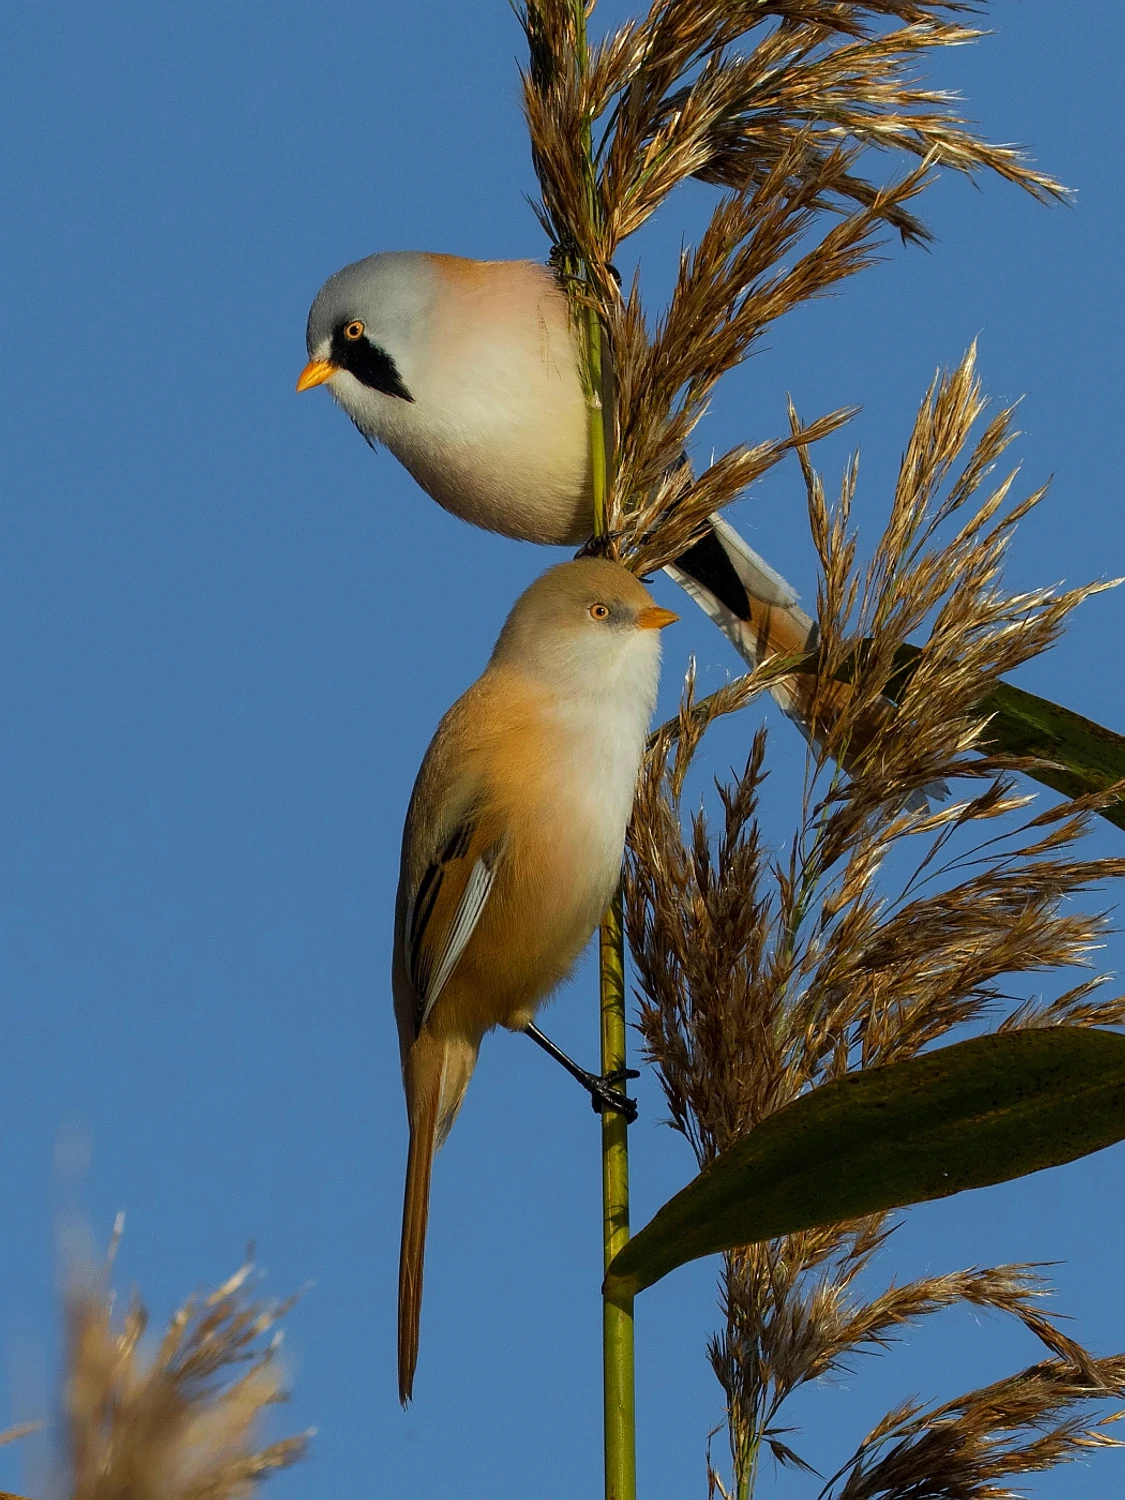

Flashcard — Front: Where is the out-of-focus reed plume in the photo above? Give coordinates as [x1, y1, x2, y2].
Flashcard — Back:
[65, 1255, 307, 1500]
[626, 349, 1125, 1497]
[6, 1240, 309, 1500]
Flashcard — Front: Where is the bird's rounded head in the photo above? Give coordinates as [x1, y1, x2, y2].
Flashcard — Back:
[490, 558, 677, 700]
[297, 251, 439, 413]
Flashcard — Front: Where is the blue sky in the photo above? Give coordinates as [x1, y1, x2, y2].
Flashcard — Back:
[2, 3, 1123, 1496]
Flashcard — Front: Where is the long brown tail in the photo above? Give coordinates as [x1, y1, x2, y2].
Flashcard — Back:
[397, 1033, 477, 1405]
[398, 1079, 439, 1406]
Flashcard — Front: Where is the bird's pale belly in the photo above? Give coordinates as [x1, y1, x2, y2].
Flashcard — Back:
[406, 445, 590, 545]
[380, 405, 593, 546]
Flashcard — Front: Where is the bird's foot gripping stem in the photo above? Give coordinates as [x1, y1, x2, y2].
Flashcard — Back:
[574, 532, 623, 562]
[523, 1024, 640, 1124]
[587, 1066, 641, 1124]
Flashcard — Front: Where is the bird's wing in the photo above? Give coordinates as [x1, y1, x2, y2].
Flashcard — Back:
[396, 686, 512, 1041]
[404, 817, 504, 1032]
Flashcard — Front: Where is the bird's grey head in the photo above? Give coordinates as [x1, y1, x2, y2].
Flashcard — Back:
[300, 252, 440, 420]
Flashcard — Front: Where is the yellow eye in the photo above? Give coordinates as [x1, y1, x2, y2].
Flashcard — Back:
[343, 320, 365, 341]
[589, 602, 611, 621]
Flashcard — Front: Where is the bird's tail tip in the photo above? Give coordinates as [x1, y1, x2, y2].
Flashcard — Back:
[397, 1035, 479, 1404]
[398, 1088, 438, 1407]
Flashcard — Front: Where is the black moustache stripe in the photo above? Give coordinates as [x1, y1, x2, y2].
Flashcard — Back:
[331, 329, 414, 402]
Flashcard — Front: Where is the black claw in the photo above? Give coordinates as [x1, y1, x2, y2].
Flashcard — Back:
[522, 1024, 639, 1123]
[589, 1076, 639, 1125]
[574, 532, 623, 561]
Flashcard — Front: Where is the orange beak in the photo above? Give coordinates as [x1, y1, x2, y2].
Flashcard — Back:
[296, 359, 339, 393]
[637, 605, 680, 631]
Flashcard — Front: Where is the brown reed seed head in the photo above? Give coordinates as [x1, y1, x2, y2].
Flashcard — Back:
[825, 1358, 1125, 1500]
[63, 1258, 308, 1500]
[520, 0, 1065, 265]
[518, 1, 1067, 550]
[521, 7, 1114, 1496]
[625, 348, 1125, 1495]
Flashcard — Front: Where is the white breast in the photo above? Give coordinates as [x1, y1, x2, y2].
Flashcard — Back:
[326, 259, 593, 545]
[546, 633, 662, 909]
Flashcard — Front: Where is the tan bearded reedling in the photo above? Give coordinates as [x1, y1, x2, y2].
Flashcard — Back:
[392, 558, 676, 1403]
[297, 251, 821, 730]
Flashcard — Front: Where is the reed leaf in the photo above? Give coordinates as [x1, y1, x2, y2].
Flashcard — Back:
[605, 1027, 1125, 1298]
[980, 684, 1125, 830]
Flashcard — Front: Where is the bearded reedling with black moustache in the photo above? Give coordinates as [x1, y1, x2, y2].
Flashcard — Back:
[297, 250, 822, 730]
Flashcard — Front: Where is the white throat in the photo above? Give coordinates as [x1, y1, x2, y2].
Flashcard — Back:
[547, 631, 662, 865]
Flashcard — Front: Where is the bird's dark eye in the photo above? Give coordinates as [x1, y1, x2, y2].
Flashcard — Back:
[343, 320, 365, 341]
[589, 603, 611, 621]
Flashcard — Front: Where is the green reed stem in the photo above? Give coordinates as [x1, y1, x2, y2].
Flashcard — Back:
[568, 6, 636, 1498]
[574, 2, 608, 539]
[586, 305, 608, 539]
[600, 892, 636, 1500]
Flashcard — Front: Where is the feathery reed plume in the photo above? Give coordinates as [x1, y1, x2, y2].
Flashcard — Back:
[520, 3, 1073, 784]
[522, 0, 1064, 263]
[519, 8, 1114, 1497]
[56, 1246, 308, 1500]
[822, 1358, 1125, 1500]
[520, 0, 1067, 547]
[626, 350, 1125, 1497]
